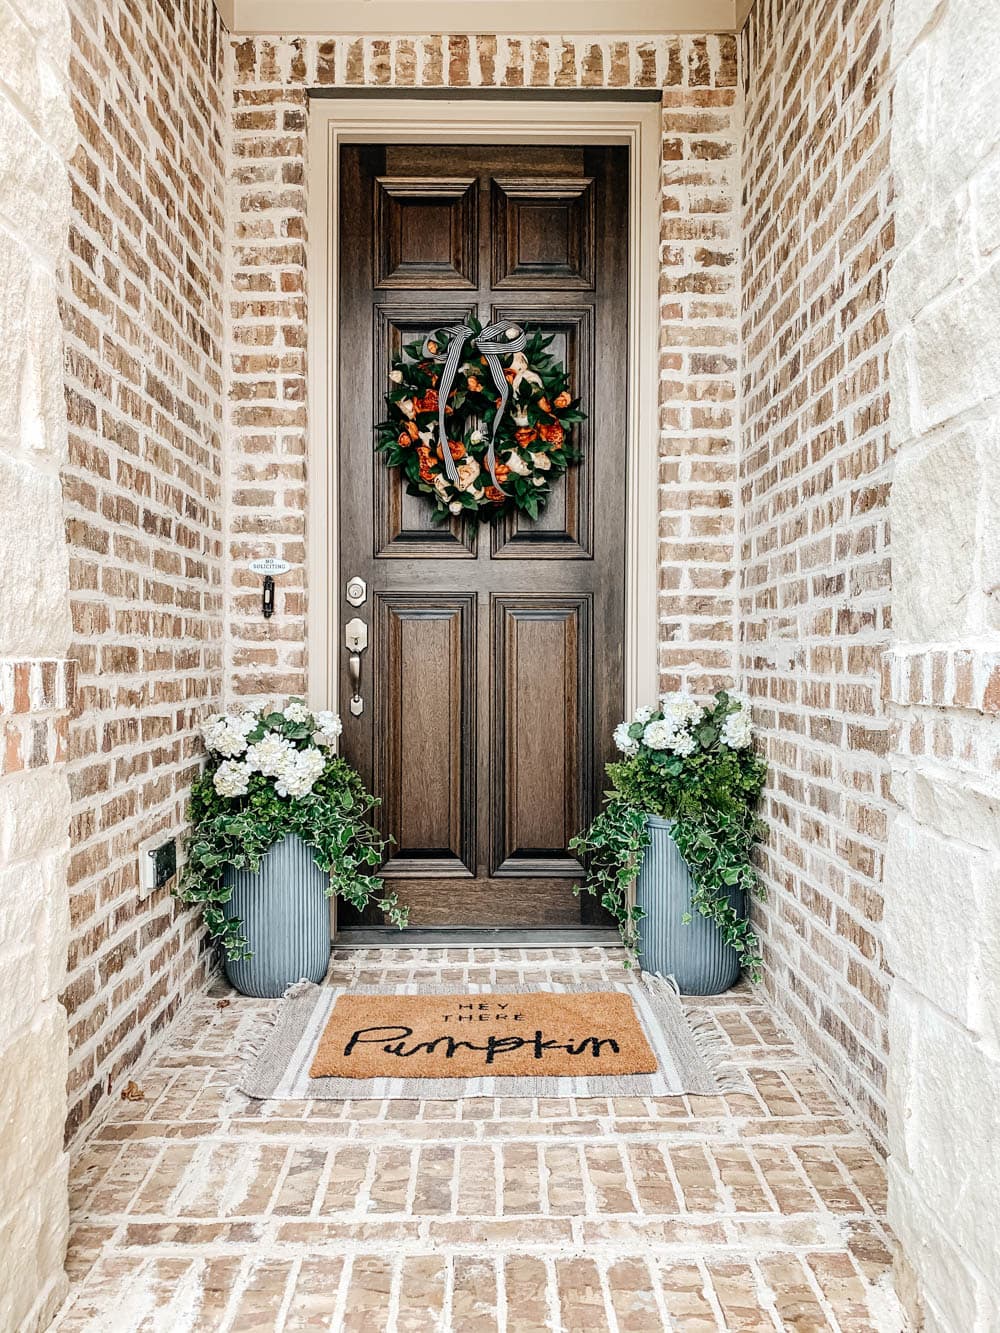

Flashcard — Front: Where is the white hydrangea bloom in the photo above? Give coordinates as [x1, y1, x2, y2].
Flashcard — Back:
[642, 719, 677, 751]
[314, 710, 343, 744]
[213, 760, 251, 798]
[613, 721, 639, 756]
[721, 710, 753, 750]
[283, 700, 313, 724]
[203, 714, 252, 758]
[728, 690, 753, 713]
[633, 705, 654, 724]
[659, 691, 704, 727]
[245, 732, 296, 776]
[670, 730, 697, 758]
[275, 747, 327, 798]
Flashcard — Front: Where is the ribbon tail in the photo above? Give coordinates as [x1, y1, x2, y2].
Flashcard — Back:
[436, 337, 466, 486]
[484, 353, 509, 492]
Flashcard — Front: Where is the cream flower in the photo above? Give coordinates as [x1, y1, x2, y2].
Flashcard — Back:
[510, 352, 529, 374]
[245, 732, 295, 777]
[449, 500, 464, 514]
[613, 722, 639, 757]
[389, 369, 403, 384]
[203, 714, 253, 757]
[469, 429, 485, 446]
[504, 452, 531, 476]
[721, 710, 753, 750]
[275, 747, 326, 798]
[455, 459, 481, 492]
[398, 397, 416, 418]
[530, 451, 551, 472]
[642, 719, 677, 751]
[283, 700, 312, 724]
[214, 760, 251, 798]
[433, 474, 452, 498]
[670, 731, 697, 758]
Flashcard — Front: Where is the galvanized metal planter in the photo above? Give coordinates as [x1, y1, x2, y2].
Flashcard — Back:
[222, 834, 331, 997]
[635, 815, 743, 995]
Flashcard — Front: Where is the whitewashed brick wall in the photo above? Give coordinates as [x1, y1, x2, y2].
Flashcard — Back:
[884, 1, 1000, 1325]
[60, 0, 227, 1143]
[740, 0, 895, 1154]
[0, 0, 75, 1326]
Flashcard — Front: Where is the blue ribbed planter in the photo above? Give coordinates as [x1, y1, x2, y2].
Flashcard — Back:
[635, 815, 743, 995]
[222, 834, 331, 997]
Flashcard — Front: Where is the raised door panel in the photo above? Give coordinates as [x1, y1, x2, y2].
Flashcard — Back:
[489, 307, 594, 559]
[375, 594, 476, 877]
[491, 595, 591, 877]
[373, 307, 477, 558]
[492, 177, 596, 290]
[375, 177, 477, 288]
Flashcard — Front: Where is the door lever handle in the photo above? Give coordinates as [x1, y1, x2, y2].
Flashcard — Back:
[345, 617, 367, 715]
[348, 651, 362, 715]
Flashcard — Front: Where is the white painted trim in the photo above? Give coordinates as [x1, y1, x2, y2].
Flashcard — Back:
[212, 0, 235, 30]
[306, 97, 661, 718]
[233, 1, 742, 35]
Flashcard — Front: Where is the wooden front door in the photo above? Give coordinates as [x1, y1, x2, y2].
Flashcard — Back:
[337, 142, 628, 928]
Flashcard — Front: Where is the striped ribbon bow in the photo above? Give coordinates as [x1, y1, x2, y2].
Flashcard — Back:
[422, 321, 527, 491]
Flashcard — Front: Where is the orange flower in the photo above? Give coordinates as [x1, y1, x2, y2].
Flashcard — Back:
[426, 340, 439, 354]
[538, 397, 552, 413]
[437, 439, 466, 461]
[504, 367, 518, 384]
[416, 444, 435, 481]
[406, 421, 420, 440]
[484, 486, 505, 503]
[493, 461, 510, 483]
[554, 391, 571, 409]
[396, 431, 412, 447]
[466, 375, 482, 392]
[538, 423, 565, 446]
[415, 389, 439, 413]
[514, 426, 538, 448]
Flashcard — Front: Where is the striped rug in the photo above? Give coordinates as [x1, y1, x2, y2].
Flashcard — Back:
[239, 976, 735, 1100]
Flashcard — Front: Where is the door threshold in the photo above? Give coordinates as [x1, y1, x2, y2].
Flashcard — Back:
[334, 926, 621, 949]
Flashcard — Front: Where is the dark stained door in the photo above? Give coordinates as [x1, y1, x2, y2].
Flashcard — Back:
[337, 142, 628, 927]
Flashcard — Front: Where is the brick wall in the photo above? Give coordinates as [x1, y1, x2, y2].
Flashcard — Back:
[0, 0, 76, 1323]
[739, 0, 895, 1152]
[884, 0, 1000, 1324]
[227, 34, 742, 706]
[60, 0, 227, 1142]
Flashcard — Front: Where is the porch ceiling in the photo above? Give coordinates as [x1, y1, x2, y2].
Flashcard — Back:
[217, 0, 756, 36]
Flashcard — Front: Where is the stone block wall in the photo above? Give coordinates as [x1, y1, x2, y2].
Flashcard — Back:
[740, 0, 895, 1152]
[884, 0, 1000, 1324]
[227, 33, 742, 706]
[59, 0, 228, 1142]
[0, 0, 76, 1325]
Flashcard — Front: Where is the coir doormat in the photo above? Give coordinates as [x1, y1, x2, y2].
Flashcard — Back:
[239, 980, 736, 1100]
[309, 991, 657, 1079]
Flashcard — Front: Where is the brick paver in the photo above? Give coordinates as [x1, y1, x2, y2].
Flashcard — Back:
[52, 950, 904, 1330]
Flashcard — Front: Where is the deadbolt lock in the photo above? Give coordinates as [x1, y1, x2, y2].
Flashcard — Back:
[346, 576, 367, 607]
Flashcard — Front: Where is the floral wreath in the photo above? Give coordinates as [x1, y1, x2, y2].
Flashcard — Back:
[375, 316, 586, 523]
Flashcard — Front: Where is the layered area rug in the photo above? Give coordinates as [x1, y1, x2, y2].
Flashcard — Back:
[240, 978, 732, 1100]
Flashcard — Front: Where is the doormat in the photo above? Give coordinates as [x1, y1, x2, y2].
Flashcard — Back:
[239, 979, 736, 1100]
[310, 991, 657, 1080]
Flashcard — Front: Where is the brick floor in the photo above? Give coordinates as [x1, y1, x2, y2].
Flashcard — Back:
[52, 949, 905, 1331]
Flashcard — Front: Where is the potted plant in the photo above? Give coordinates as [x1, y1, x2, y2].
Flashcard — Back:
[570, 690, 767, 994]
[176, 699, 407, 997]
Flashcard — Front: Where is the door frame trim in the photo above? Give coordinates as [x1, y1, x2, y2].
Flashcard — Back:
[306, 96, 660, 717]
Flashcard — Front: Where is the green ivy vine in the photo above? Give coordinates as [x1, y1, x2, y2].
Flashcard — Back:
[570, 692, 768, 979]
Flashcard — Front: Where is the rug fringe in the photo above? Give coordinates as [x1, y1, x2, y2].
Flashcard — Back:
[683, 1009, 745, 1094]
[283, 978, 319, 1001]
